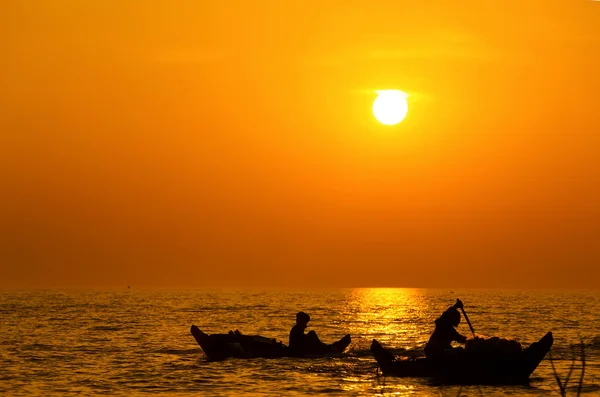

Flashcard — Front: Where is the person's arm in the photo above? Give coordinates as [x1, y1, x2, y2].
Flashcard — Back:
[289, 326, 304, 353]
[452, 299, 468, 343]
[438, 300, 463, 319]
[453, 299, 464, 310]
[451, 328, 467, 343]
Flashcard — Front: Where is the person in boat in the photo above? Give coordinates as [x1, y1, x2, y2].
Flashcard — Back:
[424, 299, 468, 360]
[289, 311, 321, 356]
[289, 311, 351, 356]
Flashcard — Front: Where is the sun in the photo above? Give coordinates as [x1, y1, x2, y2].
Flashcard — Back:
[372, 90, 409, 126]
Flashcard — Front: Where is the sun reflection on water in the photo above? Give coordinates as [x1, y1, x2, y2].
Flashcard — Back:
[343, 288, 435, 349]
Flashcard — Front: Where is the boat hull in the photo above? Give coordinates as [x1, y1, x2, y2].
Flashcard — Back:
[191, 325, 350, 361]
[371, 332, 553, 384]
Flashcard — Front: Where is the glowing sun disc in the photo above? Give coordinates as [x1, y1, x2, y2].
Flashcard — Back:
[372, 90, 409, 125]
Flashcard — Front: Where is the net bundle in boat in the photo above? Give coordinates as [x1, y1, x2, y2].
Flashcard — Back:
[465, 336, 522, 356]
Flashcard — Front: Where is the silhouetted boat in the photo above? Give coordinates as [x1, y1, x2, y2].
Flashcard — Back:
[190, 325, 351, 361]
[371, 332, 553, 384]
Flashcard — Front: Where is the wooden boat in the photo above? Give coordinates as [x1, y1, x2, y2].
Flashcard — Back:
[190, 325, 351, 361]
[371, 332, 553, 384]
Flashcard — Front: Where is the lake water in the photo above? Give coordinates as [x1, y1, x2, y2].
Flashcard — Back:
[1, 288, 598, 396]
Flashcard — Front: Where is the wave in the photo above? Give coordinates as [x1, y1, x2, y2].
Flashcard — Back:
[547, 335, 600, 360]
[152, 348, 201, 356]
[89, 325, 125, 331]
[580, 335, 600, 349]
[20, 343, 54, 351]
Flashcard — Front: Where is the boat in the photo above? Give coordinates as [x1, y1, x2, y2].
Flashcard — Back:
[370, 332, 553, 384]
[190, 325, 351, 361]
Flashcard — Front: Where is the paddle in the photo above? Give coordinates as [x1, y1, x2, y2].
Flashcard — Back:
[457, 299, 476, 338]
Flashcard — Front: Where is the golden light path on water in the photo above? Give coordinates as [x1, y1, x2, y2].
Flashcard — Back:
[343, 288, 434, 348]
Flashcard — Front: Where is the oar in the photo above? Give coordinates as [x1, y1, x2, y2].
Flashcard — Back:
[457, 299, 476, 338]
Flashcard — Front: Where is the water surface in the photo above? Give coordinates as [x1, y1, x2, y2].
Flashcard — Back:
[1, 288, 598, 396]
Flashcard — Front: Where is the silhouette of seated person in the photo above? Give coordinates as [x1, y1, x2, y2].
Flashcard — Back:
[289, 311, 350, 356]
[424, 299, 468, 361]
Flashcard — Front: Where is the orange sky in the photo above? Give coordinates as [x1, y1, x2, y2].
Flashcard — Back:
[1, 1, 599, 288]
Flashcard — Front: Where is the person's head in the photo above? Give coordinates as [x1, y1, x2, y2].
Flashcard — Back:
[296, 311, 310, 326]
[439, 308, 461, 327]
